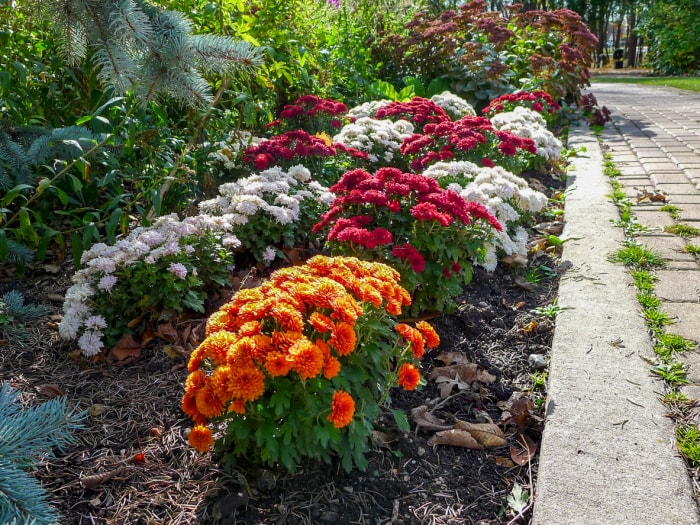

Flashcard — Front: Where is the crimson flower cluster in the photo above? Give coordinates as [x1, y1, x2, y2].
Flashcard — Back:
[313, 167, 502, 314]
[375, 98, 451, 131]
[400, 116, 537, 172]
[267, 95, 350, 134]
[482, 90, 562, 118]
[243, 130, 367, 171]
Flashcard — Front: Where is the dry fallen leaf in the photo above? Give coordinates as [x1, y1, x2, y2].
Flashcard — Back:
[371, 430, 394, 448]
[534, 222, 564, 235]
[88, 404, 107, 417]
[510, 434, 538, 466]
[514, 275, 538, 292]
[429, 429, 483, 449]
[81, 465, 132, 489]
[35, 383, 64, 398]
[500, 253, 529, 267]
[495, 456, 516, 468]
[107, 334, 141, 362]
[411, 405, 452, 432]
[157, 323, 178, 342]
[454, 420, 507, 448]
[429, 363, 497, 385]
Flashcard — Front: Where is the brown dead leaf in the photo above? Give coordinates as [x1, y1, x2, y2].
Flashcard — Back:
[107, 334, 141, 362]
[434, 374, 473, 398]
[35, 383, 64, 398]
[157, 323, 178, 342]
[436, 351, 470, 365]
[500, 253, 529, 266]
[411, 405, 452, 432]
[429, 363, 496, 385]
[371, 430, 395, 448]
[510, 434, 538, 466]
[514, 275, 538, 292]
[80, 465, 132, 489]
[513, 301, 527, 310]
[454, 420, 507, 448]
[126, 317, 142, 329]
[495, 456, 516, 468]
[429, 429, 483, 449]
[534, 222, 564, 235]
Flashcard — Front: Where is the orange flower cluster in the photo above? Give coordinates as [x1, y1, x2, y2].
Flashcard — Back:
[183, 256, 414, 445]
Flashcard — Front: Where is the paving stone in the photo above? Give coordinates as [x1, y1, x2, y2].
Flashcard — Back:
[610, 154, 640, 163]
[655, 182, 700, 195]
[642, 161, 682, 172]
[651, 173, 690, 185]
[655, 270, 700, 302]
[665, 303, 700, 343]
[637, 235, 697, 262]
[679, 385, 700, 400]
[678, 204, 700, 222]
[632, 209, 676, 229]
[666, 194, 700, 205]
[666, 260, 700, 270]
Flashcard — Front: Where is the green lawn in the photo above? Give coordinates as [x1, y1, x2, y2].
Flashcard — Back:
[592, 76, 700, 92]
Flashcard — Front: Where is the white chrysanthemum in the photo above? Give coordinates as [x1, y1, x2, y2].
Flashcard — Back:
[78, 330, 104, 357]
[333, 117, 414, 167]
[58, 314, 82, 340]
[97, 274, 118, 292]
[490, 107, 562, 161]
[262, 246, 277, 264]
[288, 164, 311, 182]
[479, 244, 499, 272]
[430, 91, 476, 119]
[347, 99, 392, 119]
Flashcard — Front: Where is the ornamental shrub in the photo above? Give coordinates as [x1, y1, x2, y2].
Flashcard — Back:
[59, 214, 239, 357]
[182, 256, 439, 472]
[312, 167, 502, 315]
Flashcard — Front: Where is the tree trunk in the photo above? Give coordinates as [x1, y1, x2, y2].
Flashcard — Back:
[626, 10, 637, 67]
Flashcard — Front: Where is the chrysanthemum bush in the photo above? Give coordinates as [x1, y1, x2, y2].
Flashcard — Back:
[400, 115, 538, 173]
[242, 129, 367, 186]
[266, 95, 350, 135]
[60, 214, 239, 356]
[429, 91, 477, 120]
[207, 130, 265, 180]
[312, 167, 502, 315]
[332, 116, 414, 170]
[182, 255, 439, 472]
[422, 161, 548, 270]
[489, 106, 563, 170]
[198, 165, 334, 265]
[482, 90, 563, 128]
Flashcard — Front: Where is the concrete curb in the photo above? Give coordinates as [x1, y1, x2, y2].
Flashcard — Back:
[531, 126, 700, 524]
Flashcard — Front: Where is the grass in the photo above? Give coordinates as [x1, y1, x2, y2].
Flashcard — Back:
[655, 333, 697, 359]
[677, 426, 700, 466]
[659, 204, 681, 220]
[592, 76, 700, 93]
[631, 270, 657, 292]
[683, 243, 700, 255]
[636, 292, 661, 309]
[651, 360, 689, 385]
[610, 241, 666, 269]
[643, 307, 674, 334]
[664, 224, 700, 237]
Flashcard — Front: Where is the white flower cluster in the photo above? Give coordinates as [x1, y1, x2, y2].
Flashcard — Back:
[430, 91, 476, 120]
[198, 164, 334, 226]
[60, 214, 241, 357]
[490, 107, 563, 161]
[347, 99, 392, 120]
[423, 161, 548, 270]
[208, 130, 265, 173]
[332, 117, 414, 166]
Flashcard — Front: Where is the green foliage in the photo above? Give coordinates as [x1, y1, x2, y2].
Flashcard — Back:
[609, 240, 665, 269]
[663, 223, 700, 238]
[638, 0, 700, 75]
[677, 425, 700, 466]
[0, 383, 84, 525]
[378, 1, 598, 111]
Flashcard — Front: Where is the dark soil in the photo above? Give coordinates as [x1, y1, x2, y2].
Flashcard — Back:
[0, 174, 564, 525]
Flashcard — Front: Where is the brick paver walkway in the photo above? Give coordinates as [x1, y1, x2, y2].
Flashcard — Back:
[592, 83, 700, 358]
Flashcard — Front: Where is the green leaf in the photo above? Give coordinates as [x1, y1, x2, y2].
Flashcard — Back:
[67, 174, 83, 193]
[0, 230, 8, 262]
[71, 232, 83, 267]
[75, 115, 92, 125]
[507, 483, 529, 513]
[390, 408, 410, 433]
[2, 184, 34, 206]
[82, 222, 98, 249]
[105, 209, 122, 244]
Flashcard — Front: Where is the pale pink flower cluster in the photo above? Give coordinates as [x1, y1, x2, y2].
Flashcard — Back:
[60, 213, 241, 357]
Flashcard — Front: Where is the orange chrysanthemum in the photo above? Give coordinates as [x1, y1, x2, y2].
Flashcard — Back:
[187, 344, 206, 372]
[270, 302, 305, 332]
[397, 363, 421, 391]
[305, 279, 346, 310]
[209, 365, 236, 403]
[228, 364, 267, 402]
[308, 311, 335, 334]
[264, 351, 293, 377]
[184, 370, 206, 394]
[323, 356, 341, 380]
[228, 399, 247, 414]
[206, 310, 235, 336]
[327, 390, 355, 428]
[198, 330, 239, 367]
[250, 334, 273, 362]
[330, 294, 362, 324]
[181, 392, 205, 425]
[239, 321, 262, 336]
[271, 330, 304, 352]
[416, 320, 440, 349]
[329, 321, 357, 356]
[195, 382, 225, 418]
[188, 425, 215, 452]
[288, 338, 325, 380]
[226, 336, 257, 367]
[222, 288, 265, 316]
[395, 323, 425, 358]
